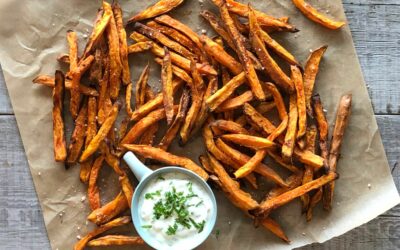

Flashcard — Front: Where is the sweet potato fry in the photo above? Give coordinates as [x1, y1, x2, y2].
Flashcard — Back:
[87, 235, 144, 247]
[134, 64, 150, 110]
[252, 172, 338, 219]
[216, 91, 254, 113]
[161, 47, 175, 125]
[199, 154, 214, 174]
[313, 94, 329, 162]
[99, 142, 124, 176]
[67, 30, 78, 70]
[135, 23, 195, 59]
[128, 41, 153, 54]
[130, 79, 183, 121]
[235, 101, 276, 126]
[88, 191, 129, 225]
[260, 218, 290, 243]
[221, 134, 276, 150]
[304, 46, 328, 116]
[80, 102, 121, 162]
[217, 1, 265, 100]
[97, 62, 111, 125]
[248, 8, 294, 93]
[266, 171, 304, 200]
[208, 153, 259, 211]
[200, 10, 236, 50]
[52, 71, 67, 162]
[243, 103, 276, 135]
[33, 75, 99, 96]
[119, 174, 134, 207]
[292, 0, 345, 30]
[67, 102, 88, 164]
[128, 0, 184, 23]
[291, 65, 307, 142]
[268, 151, 299, 173]
[88, 156, 104, 210]
[306, 187, 323, 221]
[89, 49, 103, 84]
[206, 72, 246, 111]
[201, 35, 242, 75]
[154, 57, 193, 84]
[159, 87, 190, 151]
[123, 144, 209, 180]
[74, 216, 131, 250]
[223, 0, 297, 32]
[262, 82, 288, 121]
[106, 3, 122, 100]
[67, 30, 80, 119]
[211, 120, 250, 135]
[282, 94, 298, 161]
[323, 94, 352, 210]
[293, 147, 324, 170]
[113, 3, 131, 85]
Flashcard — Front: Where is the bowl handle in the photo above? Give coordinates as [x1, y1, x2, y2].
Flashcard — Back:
[123, 151, 153, 182]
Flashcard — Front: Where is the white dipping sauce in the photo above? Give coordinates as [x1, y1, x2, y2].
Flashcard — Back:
[138, 172, 213, 249]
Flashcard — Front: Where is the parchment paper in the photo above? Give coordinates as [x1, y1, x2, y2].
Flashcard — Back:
[0, 0, 399, 249]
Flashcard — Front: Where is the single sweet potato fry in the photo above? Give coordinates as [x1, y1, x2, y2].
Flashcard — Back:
[33, 75, 99, 96]
[235, 101, 276, 126]
[291, 65, 307, 142]
[128, 41, 153, 54]
[135, 63, 151, 110]
[88, 191, 129, 225]
[210, 120, 250, 135]
[88, 235, 144, 247]
[260, 218, 290, 243]
[282, 94, 298, 161]
[221, 134, 277, 150]
[99, 142, 124, 176]
[199, 154, 215, 174]
[53, 71, 67, 162]
[268, 151, 300, 173]
[67, 102, 88, 164]
[161, 47, 175, 125]
[243, 103, 276, 135]
[127, 0, 184, 23]
[313, 94, 329, 162]
[216, 91, 253, 112]
[119, 174, 134, 207]
[88, 156, 104, 210]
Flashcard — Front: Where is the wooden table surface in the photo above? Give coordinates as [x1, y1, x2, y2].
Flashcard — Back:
[0, 1, 399, 249]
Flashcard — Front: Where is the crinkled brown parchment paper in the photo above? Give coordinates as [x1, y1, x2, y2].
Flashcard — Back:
[0, 0, 398, 249]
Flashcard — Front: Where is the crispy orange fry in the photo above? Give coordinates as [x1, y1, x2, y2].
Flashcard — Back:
[99, 142, 124, 176]
[243, 103, 276, 135]
[263, 82, 288, 120]
[217, 1, 265, 100]
[211, 120, 250, 135]
[73, 216, 131, 250]
[130, 79, 183, 121]
[216, 91, 253, 112]
[98, 62, 110, 124]
[135, 23, 195, 59]
[119, 174, 134, 207]
[52, 71, 67, 162]
[106, 2, 122, 100]
[89, 49, 103, 84]
[208, 153, 259, 211]
[248, 8, 294, 93]
[199, 154, 215, 174]
[253, 172, 338, 219]
[304, 45, 328, 116]
[67, 30, 78, 70]
[266, 171, 304, 200]
[88, 191, 129, 225]
[206, 72, 246, 111]
[162, 47, 175, 125]
[235, 101, 276, 126]
[307, 186, 323, 221]
[323, 94, 352, 210]
[88, 156, 104, 210]
[67, 30, 80, 119]
[260, 218, 290, 243]
[128, 41, 153, 54]
[87, 235, 144, 247]
[67, 102, 88, 164]
[313, 94, 329, 162]
[293, 147, 324, 170]
[292, 0, 345, 29]
[159, 87, 190, 151]
[154, 57, 193, 84]
[113, 3, 131, 85]
[33, 75, 99, 96]
[291, 65, 307, 141]
[282, 94, 298, 161]
[135, 64, 151, 109]
[123, 144, 209, 180]
[128, 0, 184, 23]
[268, 151, 299, 173]
[125, 83, 134, 117]
[224, 0, 297, 32]
[221, 134, 276, 150]
[80, 102, 121, 162]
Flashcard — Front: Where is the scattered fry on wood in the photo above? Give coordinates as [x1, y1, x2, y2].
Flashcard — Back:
[88, 191, 129, 225]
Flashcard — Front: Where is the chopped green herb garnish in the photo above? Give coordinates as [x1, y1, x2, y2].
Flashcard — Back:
[190, 218, 206, 233]
[195, 200, 204, 207]
[157, 175, 165, 181]
[216, 229, 220, 239]
[145, 190, 161, 200]
[141, 225, 152, 229]
[166, 223, 178, 235]
[187, 182, 193, 193]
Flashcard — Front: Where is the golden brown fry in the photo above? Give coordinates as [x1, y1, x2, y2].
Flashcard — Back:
[135, 64, 150, 109]
[98, 62, 110, 124]
[243, 103, 276, 135]
[291, 65, 307, 142]
[306, 187, 323, 221]
[217, 1, 265, 100]
[208, 153, 259, 211]
[162, 47, 175, 125]
[81, 8, 112, 60]
[201, 35, 242, 75]
[292, 0, 345, 29]
[113, 3, 131, 85]
[52, 71, 67, 162]
[199, 154, 214, 174]
[263, 82, 288, 120]
[223, 0, 297, 32]
[130, 79, 183, 121]
[154, 57, 193, 84]
[200, 10, 236, 50]
[235, 102, 276, 126]
[211, 120, 250, 135]
[135, 23, 195, 59]
[231, 13, 248, 34]
[313, 94, 329, 162]
[67, 30, 80, 119]
[89, 49, 103, 84]
[253, 172, 338, 219]
[293, 147, 324, 170]
[206, 72, 246, 111]
[268, 151, 299, 173]
[33, 75, 99, 96]
[88, 191, 129, 225]
[128, 41, 153, 54]
[80, 102, 121, 162]
[88, 156, 104, 210]
[221, 134, 276, 150]
[215, 139, 287, 187]
[128, 0, 184, 23]
[125, 83, 134, 117]
[73, 216, 131, 250]
[266, 171, 304, 200]
[87, 235, 144, 247]
[105, 2, 122, 100]
[159, 87, 190, 151]
[260, 218, 290, 243]
[67, 30, 78, 70]
[248, 8, 294, 93]
[123, 144, 209, 180]
[282, 94, 298, 161]
[259, 29, 299, 66]
[119, 174, 134, 207]
[304, 46, 328, 116]
[323, 94, 352, 210]
[67, 102, 88, 164]
[216, 91, 253, 112]
[99, 142, 124, 176]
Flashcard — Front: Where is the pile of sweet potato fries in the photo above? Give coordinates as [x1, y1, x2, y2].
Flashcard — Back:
[33, 0, 352, 248]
